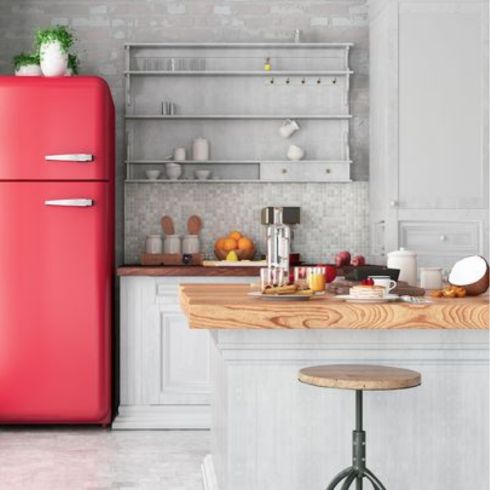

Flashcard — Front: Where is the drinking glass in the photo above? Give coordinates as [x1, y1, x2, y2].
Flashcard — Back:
[306, 266, 326, 292]
[294, 266, 308, 290]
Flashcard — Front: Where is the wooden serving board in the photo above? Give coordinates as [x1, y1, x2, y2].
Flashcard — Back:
[141, 253, 203, 266]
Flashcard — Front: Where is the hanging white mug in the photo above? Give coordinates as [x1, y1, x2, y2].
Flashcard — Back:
[287, 144, 305, 161]
[279, 119, 300, 139]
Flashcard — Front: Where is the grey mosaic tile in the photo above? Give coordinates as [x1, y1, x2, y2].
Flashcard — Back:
[124, 181, 369, 263]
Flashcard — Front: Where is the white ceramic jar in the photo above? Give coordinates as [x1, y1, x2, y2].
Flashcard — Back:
[164, 235, 181, 254]
[40, 41, 68, 77]
[192, 137, 210, 161]
[145, 235, 163, 254]
[182, 235, 200, 254]
[387, 248, 417, 286]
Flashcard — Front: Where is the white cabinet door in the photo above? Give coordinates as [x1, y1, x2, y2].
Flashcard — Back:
[115, 275, 256, 429]
[398, 1, 488, 210]
[151, 282, 211, 405]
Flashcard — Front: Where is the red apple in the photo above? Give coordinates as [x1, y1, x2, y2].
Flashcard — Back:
[351, 255, 366, 267]
[335, 251, 351, 267]
[316, 264, 337, 284]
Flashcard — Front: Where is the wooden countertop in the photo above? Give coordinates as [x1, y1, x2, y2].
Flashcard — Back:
[179, 284, 489, 330]
[117, 265, 261, 277]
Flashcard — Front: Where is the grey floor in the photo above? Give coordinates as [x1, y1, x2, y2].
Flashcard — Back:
[0, 428, 208, 489]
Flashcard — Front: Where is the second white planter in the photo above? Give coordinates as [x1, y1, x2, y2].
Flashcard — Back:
[40, 41, 68, 77]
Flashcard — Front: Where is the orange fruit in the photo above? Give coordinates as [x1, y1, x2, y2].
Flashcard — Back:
[215, 237, 226, 250]
[223, 238, 238, 251]
[228, 230, 242, 241]
[237, 237, 253, 250]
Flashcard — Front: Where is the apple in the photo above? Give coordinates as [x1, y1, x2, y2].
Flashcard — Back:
[316, 264, 337, 284]
[335, 251, 351, 267]
[351, 255, 366, 267]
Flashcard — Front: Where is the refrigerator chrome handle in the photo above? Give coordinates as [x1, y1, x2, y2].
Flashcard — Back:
[44, 199, 94, 207]
[45, 154, 94, 162]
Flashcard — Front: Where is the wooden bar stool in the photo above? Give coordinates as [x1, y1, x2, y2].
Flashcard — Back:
[298, 364, 421, 490]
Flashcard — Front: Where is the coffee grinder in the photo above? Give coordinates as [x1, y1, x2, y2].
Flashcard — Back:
[261, 207, 301, 283]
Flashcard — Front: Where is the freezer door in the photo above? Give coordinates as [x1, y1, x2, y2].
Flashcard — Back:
[0, 182, 113, 423]
[0, 76, 114, 181]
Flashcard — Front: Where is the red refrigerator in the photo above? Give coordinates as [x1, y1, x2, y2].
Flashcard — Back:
[0, 76, 114, 424]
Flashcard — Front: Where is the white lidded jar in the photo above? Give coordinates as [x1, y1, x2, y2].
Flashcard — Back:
[40, 41, 68, 77]
[182, 235, 200, 254]
[192, 137, 210, 161]
[387, 248, 417, 286]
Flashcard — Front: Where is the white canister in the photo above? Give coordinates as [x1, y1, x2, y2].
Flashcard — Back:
[145, 235, 163, 254]
[164, 235, 181, 254]
[182, 235, 200, 254]
[420, 267, 443, 290]
[15, 64, 43, 76]
[174, 147, 186, 161]
[387, 248, 417, 286]
[192, 137, 210, 161]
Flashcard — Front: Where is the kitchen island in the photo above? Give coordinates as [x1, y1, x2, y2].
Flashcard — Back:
[179, 285, 489, 490]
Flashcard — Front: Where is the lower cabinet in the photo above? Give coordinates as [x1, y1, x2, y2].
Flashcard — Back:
[113, 275, 256, 429]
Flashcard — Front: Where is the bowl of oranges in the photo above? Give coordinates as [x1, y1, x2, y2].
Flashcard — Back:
[214, 231, 256, 261]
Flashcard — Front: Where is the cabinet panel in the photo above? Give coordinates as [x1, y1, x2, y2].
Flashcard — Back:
[260, 161, 350, 182]
[399, 220, 481, 256]
[398, 2, 488, 209]
[158, 311, 210, 405]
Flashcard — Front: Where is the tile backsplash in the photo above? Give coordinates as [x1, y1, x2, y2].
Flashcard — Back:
[124, 181, 369, 264]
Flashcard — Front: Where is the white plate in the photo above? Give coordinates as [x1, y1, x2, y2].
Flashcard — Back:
[248, 291, 325, 301]
[336, 293, 400, 304]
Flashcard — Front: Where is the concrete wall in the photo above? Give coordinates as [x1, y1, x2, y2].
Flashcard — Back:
[0, 0, 369, 263]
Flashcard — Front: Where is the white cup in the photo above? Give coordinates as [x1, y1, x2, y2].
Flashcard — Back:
[279, 119, 300, 139]
[287, 144, 305, 161]
[369, 275, 397, 296]
[164, 235, 181, 254]
[420, 268, 443, 290]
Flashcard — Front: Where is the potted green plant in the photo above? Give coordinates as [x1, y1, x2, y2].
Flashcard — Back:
[65, 54, 79, 76]
[36, 25, 74, 77]
[13, 53, 42, 76]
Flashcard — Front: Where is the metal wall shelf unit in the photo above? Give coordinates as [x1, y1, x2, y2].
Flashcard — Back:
[124, 42, 354, 183]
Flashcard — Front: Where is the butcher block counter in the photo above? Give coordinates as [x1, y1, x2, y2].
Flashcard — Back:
[178, 283, 489, 490]
[179, 284, 489, 329]
[117, 265, 261, 276]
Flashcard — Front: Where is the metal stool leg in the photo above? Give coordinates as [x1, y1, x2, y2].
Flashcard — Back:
[326, 467, 355, 489]
[326, 391, 388, 490]
[363, 468, 386, 490]
[340, 471, 358, 489]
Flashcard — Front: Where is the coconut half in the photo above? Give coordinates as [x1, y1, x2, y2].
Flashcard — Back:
[449, 255, 490, 296]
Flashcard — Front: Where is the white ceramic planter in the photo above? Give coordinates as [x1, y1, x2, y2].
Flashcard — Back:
[15, 64, 43, 76]
[40, 41, 68, 77]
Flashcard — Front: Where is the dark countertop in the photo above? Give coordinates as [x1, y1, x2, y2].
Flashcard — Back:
[117, 265, 261, 277]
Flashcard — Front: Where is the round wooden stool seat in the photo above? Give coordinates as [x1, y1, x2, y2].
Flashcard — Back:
[298, 364, 421, 391]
